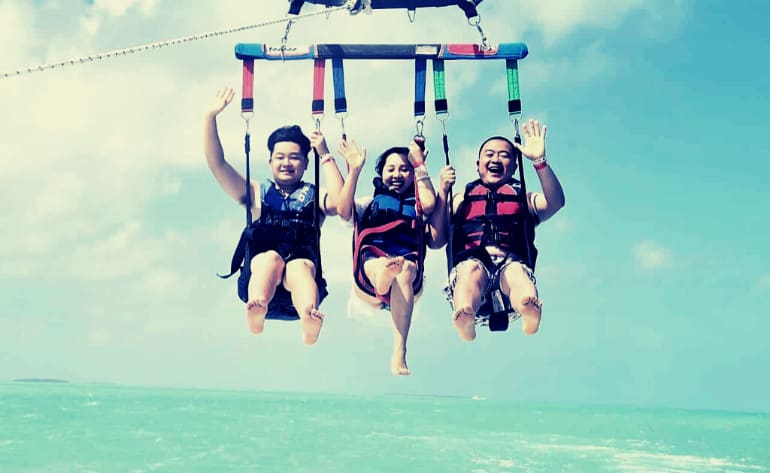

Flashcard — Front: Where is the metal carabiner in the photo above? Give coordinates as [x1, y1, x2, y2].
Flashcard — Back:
[468, 15, 490, 51]
[337, 114, 347, 141]
[415, 118, 425, 138]
[280, 17, 296, 62]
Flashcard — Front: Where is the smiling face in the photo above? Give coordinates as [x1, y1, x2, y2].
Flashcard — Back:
[477, 138, 516, 186]
[381, 152, 413, 194]
[269, 141, 307, 187]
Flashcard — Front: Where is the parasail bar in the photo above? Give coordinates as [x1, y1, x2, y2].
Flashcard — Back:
[235, 43, 528, 61]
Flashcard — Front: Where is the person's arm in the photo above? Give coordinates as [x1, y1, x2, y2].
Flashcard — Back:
[310, 130, 344, 216]
[426, 164, 457, 249]
[408, 139, 436, 216]
[203, 87, 254, 205]
[336, 138, 367, 222]
[527, 165, 565, 223]
[512, 119, 565, 222]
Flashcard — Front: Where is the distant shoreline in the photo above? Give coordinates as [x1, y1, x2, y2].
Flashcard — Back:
[13, 378, 69, 383]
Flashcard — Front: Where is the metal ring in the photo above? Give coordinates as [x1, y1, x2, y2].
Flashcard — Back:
[241, 111, 254, 124]
[415, 119, 425, 136]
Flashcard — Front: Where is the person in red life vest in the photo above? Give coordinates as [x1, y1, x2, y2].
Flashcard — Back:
[336, 137, 436, 375]
[204, 87, 345, 345]
[427, 119, 565, 341]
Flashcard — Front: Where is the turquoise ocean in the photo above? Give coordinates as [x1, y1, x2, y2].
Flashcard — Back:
[1, 382, 768, 473]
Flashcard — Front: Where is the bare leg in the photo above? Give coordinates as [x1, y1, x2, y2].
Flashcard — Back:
[451, 260, 488, 342]
[500, 262, 541, 335]
[388, 260, 417, 376]
[283, 258, 324, 345]
[364, 256, 405, 296]
[246, 251, 285, 334]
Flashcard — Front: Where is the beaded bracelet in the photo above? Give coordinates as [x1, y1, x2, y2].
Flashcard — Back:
[414, 165, 430, 181]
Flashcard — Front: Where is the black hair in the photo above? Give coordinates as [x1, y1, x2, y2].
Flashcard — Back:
[477, 135, 518, 173]
[266, 125, 311, 157]
[374, 146, 410, 176]
[477, 135, 516, 157]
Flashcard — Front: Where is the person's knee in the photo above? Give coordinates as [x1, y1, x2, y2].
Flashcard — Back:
[285, 259, 317, 280]
[457, 260, 485, 279]
[251, 251, 284, 272]
[502, 262, 535, 295]
[399, 260, 418, 283]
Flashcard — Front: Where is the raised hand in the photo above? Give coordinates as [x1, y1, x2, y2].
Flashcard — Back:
[207, 87, 234, 118]
[408, 138, 428, 167]
[339, 138, 366, 171]
[513, 119, 547, 161]
[438, 165, 456, 195]
[310, 130, 330, 156]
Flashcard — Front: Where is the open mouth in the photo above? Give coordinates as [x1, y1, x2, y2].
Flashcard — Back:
[487, 163, 503, 175]
[390, 178, 405, 189]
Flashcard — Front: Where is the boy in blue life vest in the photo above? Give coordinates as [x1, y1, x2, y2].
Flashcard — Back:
[204, 87, 345, 345]
[428, 119, 565, 341]
[336, 138, 435, 375]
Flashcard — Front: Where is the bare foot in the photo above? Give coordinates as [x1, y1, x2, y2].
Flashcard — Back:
[301, 307, 324, 345]
[453, 305, 477, 341]
[373, 257, 404, 296]
[519, 296, 542, 335]
[390, 349, 411, 376]
[245, 299, 268, 334]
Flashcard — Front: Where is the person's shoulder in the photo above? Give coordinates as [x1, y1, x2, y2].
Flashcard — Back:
[356, 195, 373, 207]
[353, 197, 372, 220]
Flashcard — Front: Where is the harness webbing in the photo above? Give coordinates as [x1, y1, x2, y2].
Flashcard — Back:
[506, 59, 522, 116]
[432, 59, 448, 116]
[414, 58, 427, 122]
[241, 59, 254, 114]
[312, 59, 326, 118]
[311, 61, 324, 288]
[216, 59, 255, 280]
[432, 58, 454, 275]
[504, 58, 530, 270]
[240, 59, 255, 227]
[332, 58, 347, 114]
[331, 58, 348, 139]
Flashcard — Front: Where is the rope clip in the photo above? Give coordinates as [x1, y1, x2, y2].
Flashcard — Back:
[415, 118, 425, 137]
[468, 15, 491, 51]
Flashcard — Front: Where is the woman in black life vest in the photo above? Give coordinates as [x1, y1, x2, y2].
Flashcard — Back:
[428, 119, 565, 341]
[337, 137, 435, 375]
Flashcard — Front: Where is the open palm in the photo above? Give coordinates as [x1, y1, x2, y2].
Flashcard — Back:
[514, 119, 547, 161]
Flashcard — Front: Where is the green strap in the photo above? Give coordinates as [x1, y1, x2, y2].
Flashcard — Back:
[433, 59, 448, 115]
[506, 59, 521, 116]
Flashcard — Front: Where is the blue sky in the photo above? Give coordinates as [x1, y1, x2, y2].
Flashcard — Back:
[1, 0, 768, 413]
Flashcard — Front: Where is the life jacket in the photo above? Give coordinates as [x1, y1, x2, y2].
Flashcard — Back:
[224, 180, 327, 320]
[352, 177, 425, 306]
[451, 178, 538, 270]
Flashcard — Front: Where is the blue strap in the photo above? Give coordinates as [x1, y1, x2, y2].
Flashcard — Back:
[332, 57, 347, 114]
[414, 58, 427, 119]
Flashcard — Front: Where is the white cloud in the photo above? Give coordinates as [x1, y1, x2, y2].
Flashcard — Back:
[497, 0, 691, 47]
[632, 240, 671, 270]
[0, 3, 36, 70]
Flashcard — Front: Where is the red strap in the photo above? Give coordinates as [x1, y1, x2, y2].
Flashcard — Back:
[241, 59, 254, 113]
[312, 59, 325, 116]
